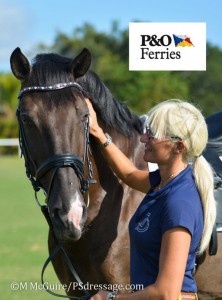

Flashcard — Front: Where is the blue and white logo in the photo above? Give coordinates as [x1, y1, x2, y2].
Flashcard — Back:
[135, 213, 151, 233]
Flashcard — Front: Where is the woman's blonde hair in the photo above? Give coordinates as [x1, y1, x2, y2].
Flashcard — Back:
[147, 99, 216, 254]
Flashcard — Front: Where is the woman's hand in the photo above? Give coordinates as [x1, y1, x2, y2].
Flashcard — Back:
[85, 98, 102, 137]
[84, 99, 149, 193]
[89, 290, 109, 300]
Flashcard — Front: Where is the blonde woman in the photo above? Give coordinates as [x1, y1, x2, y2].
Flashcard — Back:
[86, 99, 216, 300]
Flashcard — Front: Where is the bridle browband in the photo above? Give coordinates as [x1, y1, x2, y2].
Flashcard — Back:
[18, 81, 83, 98]
[17, 81, 94, 299]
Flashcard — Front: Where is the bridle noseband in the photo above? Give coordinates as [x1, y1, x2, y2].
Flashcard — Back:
[17, 81, 95, 299]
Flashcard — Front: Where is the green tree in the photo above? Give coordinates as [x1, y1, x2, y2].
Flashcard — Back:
[1, 22, 222, 154]
[0, 73, 20, 111]
[0, 73, 19, 151]
[173, 44, 222, 116]
[49, 22, 189, 114]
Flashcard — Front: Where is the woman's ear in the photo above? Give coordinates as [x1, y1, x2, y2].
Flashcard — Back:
[174, 141, 186, 154]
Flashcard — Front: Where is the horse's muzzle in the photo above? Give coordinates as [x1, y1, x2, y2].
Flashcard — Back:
[49, 189, 88, 241]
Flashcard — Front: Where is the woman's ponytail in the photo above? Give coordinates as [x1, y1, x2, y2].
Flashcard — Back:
[193, 155, 216, 254]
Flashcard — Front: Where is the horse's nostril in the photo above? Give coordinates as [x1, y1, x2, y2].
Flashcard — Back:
[51, 208, 64, 228]
[50, 205, 84, 242]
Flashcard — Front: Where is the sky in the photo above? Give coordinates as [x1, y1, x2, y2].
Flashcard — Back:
[1, 0, 222, 73]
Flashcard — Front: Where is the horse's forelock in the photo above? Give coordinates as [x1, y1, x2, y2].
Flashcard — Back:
[30, 53, 73, 86]
[24, 53, 83, 108]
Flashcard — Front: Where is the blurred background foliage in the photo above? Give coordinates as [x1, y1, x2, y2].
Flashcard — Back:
[1, 21, 222, 153]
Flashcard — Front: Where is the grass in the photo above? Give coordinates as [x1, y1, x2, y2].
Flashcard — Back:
[0, 156, 64, 299]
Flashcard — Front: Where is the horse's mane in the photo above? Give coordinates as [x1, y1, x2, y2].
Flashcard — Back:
[30, 53, 143, 137]
[78, 71, 143, 137]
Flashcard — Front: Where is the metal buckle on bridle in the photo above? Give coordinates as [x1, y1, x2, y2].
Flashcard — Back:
[35, 187, 47, 208]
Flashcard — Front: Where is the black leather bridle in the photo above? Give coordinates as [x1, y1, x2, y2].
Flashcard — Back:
[17, 82, 94, 196]
[16, 81, 95, 299]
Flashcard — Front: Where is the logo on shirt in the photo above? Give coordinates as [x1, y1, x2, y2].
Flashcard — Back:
[135, 213, 151, 233]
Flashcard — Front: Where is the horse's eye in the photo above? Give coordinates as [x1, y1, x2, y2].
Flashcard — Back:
[82, 113, 89, 121]
[21, 116, 33, 127]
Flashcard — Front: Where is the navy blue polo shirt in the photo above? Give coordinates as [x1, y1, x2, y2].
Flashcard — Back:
[129, 165, 203, 292]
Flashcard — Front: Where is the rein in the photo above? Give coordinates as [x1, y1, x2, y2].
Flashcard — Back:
[17, 81, 95, 299]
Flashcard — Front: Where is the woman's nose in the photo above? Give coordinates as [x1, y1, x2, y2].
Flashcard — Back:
[140, 133, 147, 143]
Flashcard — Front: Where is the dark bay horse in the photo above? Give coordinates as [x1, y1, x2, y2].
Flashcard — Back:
[10, 48, 222, 299]
[10, 47, 147, 298]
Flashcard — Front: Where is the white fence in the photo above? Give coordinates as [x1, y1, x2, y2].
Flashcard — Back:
[0, 138, 21, 156]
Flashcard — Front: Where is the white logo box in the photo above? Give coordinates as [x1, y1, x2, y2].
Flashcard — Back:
[129, 22, 206, 71]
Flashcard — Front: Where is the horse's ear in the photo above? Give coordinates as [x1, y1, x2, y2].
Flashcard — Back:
[10, 47, 31, 81]
[71, 48, 91, 78]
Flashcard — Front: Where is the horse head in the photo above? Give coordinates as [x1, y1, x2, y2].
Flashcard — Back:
[10, 47, 92, 241]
